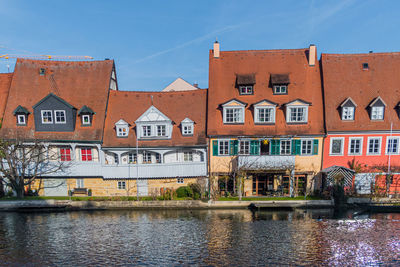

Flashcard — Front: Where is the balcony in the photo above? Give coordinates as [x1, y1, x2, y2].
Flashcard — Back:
[238, 155, 295, 171]
[45, 161, 207, 179]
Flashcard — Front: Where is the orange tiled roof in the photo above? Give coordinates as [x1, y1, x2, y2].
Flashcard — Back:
[0, 59, 114, 141]
[321, 52, 400, 132]
[102, 89, 207, 147]
[207, 48, 325, 136]
[0, 73, 13, 120]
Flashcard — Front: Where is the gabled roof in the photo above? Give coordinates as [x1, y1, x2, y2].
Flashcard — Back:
[270, 73, 290, 84]
[115, 119, 129, 126]
[135, 105, 171, 123]
[103, 89, 207, 148]
[13, 105, 30, 115]
[162, 78, 198, 92]
[322, 52, 400, 132]
[0, 59, 114, 141]
[32, 93, 75, 109]
[340, 97, 357, 107]
[0, 73, 12, 119]
[236, 74, 255, 85]
[78, 105, 95, 115]
[368, 96, 386, 107]
[220, 98, 247, 107]
[208, 47, 324, 136]
[252, 99, 278, 106]
[181, 117, 194, 124]
[284, 99, 312, 106]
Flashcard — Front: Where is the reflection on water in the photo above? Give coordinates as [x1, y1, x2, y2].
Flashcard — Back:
[0, 209, 399, 266]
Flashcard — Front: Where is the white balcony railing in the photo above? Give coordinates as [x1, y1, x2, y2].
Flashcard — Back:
[238, 155, 295, 170]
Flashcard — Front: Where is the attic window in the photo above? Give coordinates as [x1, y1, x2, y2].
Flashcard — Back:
[39, 68, 46, 75]
[362, 63, 369, 70]
[271, 74, 290, 94]
[236, 74, 255, 95]
[181, 118, 194, 135]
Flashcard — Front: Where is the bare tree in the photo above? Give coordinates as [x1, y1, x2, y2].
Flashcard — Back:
[0, 139, 70, 198]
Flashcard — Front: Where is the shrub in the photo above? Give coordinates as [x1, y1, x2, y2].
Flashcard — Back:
[176, 186, 193, 198]
[189, 183, 201, 199]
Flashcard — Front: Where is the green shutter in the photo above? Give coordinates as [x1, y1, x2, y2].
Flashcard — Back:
[230, 140, 238, 155]
[250, 140, 260, 155]
[212, 140, 218, 156]
[292, 139, 301, 155]
[312, 139, 319, 155]
[271, 139, 280, 155]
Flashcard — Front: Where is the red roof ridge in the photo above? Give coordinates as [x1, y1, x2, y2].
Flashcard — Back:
[216, 48, 309, 54]
[16, 58, 114, 64]
[322, 52, 400, 58]
[111, 89, 206, 95]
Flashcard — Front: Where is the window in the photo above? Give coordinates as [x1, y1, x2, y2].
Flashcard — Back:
[182, 124, 193, 135]
[155, 153, 162, 163]
[177, 178, 184, 184]
[280, 140, 291, 155]
[76, 179, 84, 188]
[142, 125, 151, 137]
[17, 115, 26, 125]
[273, 85, 287, 94]
[368, 137, 381, 155]
[114, 154, 119, 164]
[184, 152, 193, 162]
[82, 115, 91, 125]
[60, 147, 71, 161]
[39, 68, 46, 75]
[55, 110, 66, 124]
[301, 140, 312, 155]
[256, 107, 274, 123]
[363, 63, 369, 70]
[371, 106, 384, 120]
[157, 125, 166, 136]
[128, 153, 137, 164]
[224, 107, 244, 123]
[330, 138, 344, 155]
[117, 181, 126, 190]
[41, 110, 53, 124]
[239, 85, 253, 95]
[239, 140, 250, 155]
[117, 126, 128, 137]
[219, 140, 229, 155]
[143, 152, 152, 164]
[81, 148, 92, 161]
[287, 107, 307, 123]
[349, 138, 363, 155]
[386, 137, 399, 155]
[342, 107, 354, 120]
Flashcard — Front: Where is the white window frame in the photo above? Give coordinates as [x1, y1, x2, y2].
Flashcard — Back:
[223, 107, 244, 124]
[255, 106, 275, 124]
[286, 106, 308, 123]
[156, 125, 166, 137]
[329, 137, 345, 156]
[82, 115, 91, 125]
[128, 153, 137, 164]
[76, 179, 84, 188]
[142, 125, 152, 137]
[182, 123, 193, 135]
[116, 126, 129, 137]
[348, 137, 363, 156]
[54, 110, 66, 124]
[280, 139, 291, 155]
[342, 107, 355, 120]
[218, 140, 230, 156]
[367, 137, 382, 155]
[17, 114, 26, 125]
[117, 181, 126, 190]
[239, 85, 253, 95]
[177, 178, 184, 184]
[371, 106, 384, 120]
[301, 139, 313, 155]
[183, 151, 193, 162]
[386, 136, 400, 155]
[142, 151, 152, 164]
[41, 110, 53, 124]
[239, 140, 250, 155]
[273, 85, 287, 94]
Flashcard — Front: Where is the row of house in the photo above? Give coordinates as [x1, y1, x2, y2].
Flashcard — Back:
[0, 42, 399, 197]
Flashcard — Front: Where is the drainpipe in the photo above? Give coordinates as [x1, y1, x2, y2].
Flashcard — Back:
[136, 134, 139, 201]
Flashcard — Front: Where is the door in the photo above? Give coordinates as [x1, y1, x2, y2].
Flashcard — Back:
[44, 179, 68, 196]
[137, 179, 148, 196]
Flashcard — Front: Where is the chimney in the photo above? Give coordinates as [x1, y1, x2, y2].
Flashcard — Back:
[193, 83, 199, 88]
[213, 41, 220, 58]
[308, 44, 316, 66]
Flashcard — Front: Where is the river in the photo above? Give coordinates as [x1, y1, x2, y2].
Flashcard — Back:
[0, 209, 399, 266]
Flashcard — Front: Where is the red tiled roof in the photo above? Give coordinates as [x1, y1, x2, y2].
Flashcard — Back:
[103, 89, 207, 148]
[0, 73, 12, 120]
[321, 53, 400, 132]
[0, 59, 114, 141]
[207, 48, 325, 136]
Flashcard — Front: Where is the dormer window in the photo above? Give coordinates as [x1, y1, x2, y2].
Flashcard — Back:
[157, 125, 166, 136]
[41, 110, 53, 124]
[78, 105, 95, 126]
[135, 105, 173, 139]
[39, 68, 46, 75]
[115, 119, 129, 137]
[271, 74, 290, 95]
[253, 100, 277, 124]
[340, 97, 357, 121]
[221, 99, 246, 124]
[368, 97, 386, 121]
[55, 110, 66, 124]
[236, 74, 255, 95]
[285, 99, 310, 124]
[181, 118, 194, 135]
[363, 63, 369, 70]
[13, 105, 30, 126]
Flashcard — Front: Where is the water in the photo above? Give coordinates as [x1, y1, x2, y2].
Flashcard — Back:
[0, 209, 399, 266]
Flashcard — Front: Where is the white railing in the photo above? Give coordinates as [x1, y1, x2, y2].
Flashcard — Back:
[238, 155, 295, 170]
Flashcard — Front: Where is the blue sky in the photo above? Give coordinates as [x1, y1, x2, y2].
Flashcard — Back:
[0, 0, 399, 91]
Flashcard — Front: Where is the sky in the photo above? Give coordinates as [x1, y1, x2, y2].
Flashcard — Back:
[1, 0, 400, 91]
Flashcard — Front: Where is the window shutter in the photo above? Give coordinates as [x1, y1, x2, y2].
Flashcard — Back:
[250, 140, 259, 155]
[292, 140, 301, 155]
[212, 140, 218, 156]
[312, 139, 319, 155]
[271, 139, 280, 155]
[230, 140, 238, 155]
